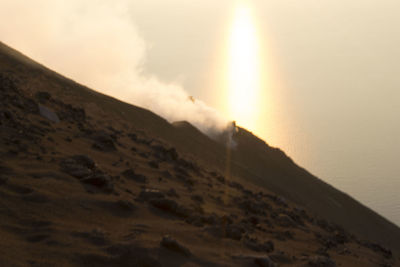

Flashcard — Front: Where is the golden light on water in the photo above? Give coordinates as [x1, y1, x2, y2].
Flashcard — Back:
[227, 0, 260, 131]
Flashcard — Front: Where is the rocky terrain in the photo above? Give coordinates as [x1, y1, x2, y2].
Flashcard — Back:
[0, 41, 399, 266]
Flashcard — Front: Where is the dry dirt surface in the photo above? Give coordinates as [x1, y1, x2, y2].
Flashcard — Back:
[0, 42, 399, 266]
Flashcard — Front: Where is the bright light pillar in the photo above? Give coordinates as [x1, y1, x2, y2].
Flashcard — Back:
[228, 0, 260, 130]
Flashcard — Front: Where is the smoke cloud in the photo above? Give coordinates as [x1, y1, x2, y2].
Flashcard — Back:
[0, 0, 229, 135]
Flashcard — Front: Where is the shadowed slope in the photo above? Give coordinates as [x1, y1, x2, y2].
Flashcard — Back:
[1, 41, 399, 258]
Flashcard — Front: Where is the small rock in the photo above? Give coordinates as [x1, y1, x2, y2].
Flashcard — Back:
[228, 181, 244, 191]
[186, 214, 218, 227]
[91, 131, 116, 152]
[138, 189, 164, 201]
[361, 241, 392, 259]
[148, 160, 159, 169]
[160, 235, 191, 256]
[71, 155, 96, 169]
[253, 256, 277, 267]
[269, 251, 293, 264]
[277, 214, 296, 227]
[72, 229, 109, 246]
[81, 172, 113, 192]
[38, 104, 60, 123]
[244, 237, 274, 253]
[35, 91, 51, 103]
[60, 157, 93, 179]
[226, 224, 246, 241]
[308, 255, 336, 267]
[191, 194, 203, 203]
[166, 188, 179, 198]
[122, 169, 147, 183]
[149, 198, 189, 218]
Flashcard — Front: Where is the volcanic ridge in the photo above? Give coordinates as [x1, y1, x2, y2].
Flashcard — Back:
[0, 41, 400, 266]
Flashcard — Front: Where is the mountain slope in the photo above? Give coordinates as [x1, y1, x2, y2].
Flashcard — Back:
[0, 41, 399, 266]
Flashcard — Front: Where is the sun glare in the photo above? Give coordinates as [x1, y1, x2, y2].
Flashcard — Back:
[228, 0, 260, 131]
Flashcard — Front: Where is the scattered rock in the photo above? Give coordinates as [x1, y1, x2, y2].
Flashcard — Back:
[60, 157, 93, 179]
[204, 226, 225, 238]
[138, 189, 165, 201]
[100, 244, 161, 266]
[148, 160, 159, 169]
[308, 255, 336, 267]
[276, 214, 296, 227]
[0, 176, 7, 185]
[160, 235, 191, 257]
[139, 152, 149, 158]
[26, 234, 50, 243]
[226, 224, 246, 241]
[38, 104, 60, 123]
[360, 241, 392, 259]
[122, 169, 147, 183]
[238, 199, 270, 216]
[96, 200, 136, 218]
[72, 229, 109, 246]
[228, 181, 244, 191]
[4, 183, 34, 195]
[316, 219, 337, 233]
[22, 193, 49, 203]
[174, 166, 190, 177]
[186, 213, 218, 227]
[176, 173, 195, 187]
[266, 194, 288, 207]
[178, 158, 200, 174]
[149, 198, 189, 218]
[60, 155, 113, 193]
[232, 255, 277, 267]
[152, 145, 179, 162]
[161, 170, 172, 179]
[244, 237, 274, 253]
[191, 194, 203, 203]
[91, 131, 116, 151]
[253, 256, 278, 267]
[35, 91, 51, 103]
[71, 155, 96, 169]
[269, 251, 293, 264]
[82, 172, 113, 193]
[274, 230, 294, 241]
[166, 188, 179, 198]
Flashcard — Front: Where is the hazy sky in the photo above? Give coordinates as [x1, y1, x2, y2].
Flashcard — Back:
[130, 0, 400, 225]
[1, 0, 399, 225]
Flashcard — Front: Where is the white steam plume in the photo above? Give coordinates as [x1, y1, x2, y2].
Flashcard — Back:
[0, 0, 229, 135]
